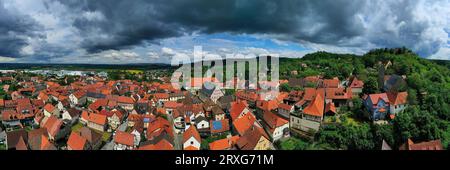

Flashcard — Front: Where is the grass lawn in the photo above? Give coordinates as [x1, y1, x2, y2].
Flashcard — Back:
[71, 122, 84, 132]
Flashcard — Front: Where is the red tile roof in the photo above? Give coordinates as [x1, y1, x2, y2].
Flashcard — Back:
[230, 101, 249, 121]
[262, 111, 288, 131]
[387, 92, 408, 105]
[43, 116, 63, 137]
[114, 131, 135, 146]
[73, 90, 86, 99]
[88, 113, 107, 125]
[44, 104, 56, 112]
[117, 96, 134, 104]
[233, 113, 257, 136]
[303, 93, 325, 117]
[322, 78, 339, 88]
[67, 131, 87, 150]
[138, 139, 174, 150]
[183, 126, 201, 143]
[325, 102, 337, 114]
[368, 93, 389, 105]
[209, 136, 240, 150]
[256, 100, 279, 111]
[401, 139, 443, 150]
[349, 77, 364, 88]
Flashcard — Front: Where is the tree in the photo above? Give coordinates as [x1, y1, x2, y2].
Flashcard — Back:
[393, 106, 444, 145]
[280, 83, 292, 92]
[363, 77, 379, 94]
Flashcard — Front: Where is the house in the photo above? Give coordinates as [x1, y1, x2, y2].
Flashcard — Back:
[42, 115, 63, 141]
[79, 127, 103, 150]
[290, 93, 324, 136]
[233, 113, 258, 136]
[5, 129, 28, 150]
[321, 78, 340, 88]
[117, 96, 135, 110]
[211, 106, 226, 121]
[399, 139, 443, 150]
[209, 135, 240, 150]
[230, 100, 251, 121]
[27, 128, 55, 150]
[261, 111, 289, 141]
[183, 126, 201, 150]
[87, 113, 107, 132]
[195, 116, 210, 135]
[62, 108, 81, 122]
[324, 88, 352, 108]
[146, 117, 174, 148]
[277, 103, 294, 119]
[217, 95, 235, 111]
[114, 131, 135, 150]
[387, 92, 408, 118]
[199, 82, 224, 103]
[210, 119, 230, 136]
[67, 131, 88, 150]
[236, 125, 271, 150]
[349, 77, 364, 97]
[138, 139, 174, 150]
[86, 91, 106, 103]
[108, 110, 125, 131]
[363, 93, 390, 120]
[69, 90, 87, 106]
[43, 104, 59, 117]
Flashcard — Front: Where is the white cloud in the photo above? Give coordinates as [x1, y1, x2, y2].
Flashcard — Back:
[0, 56, 16, 62]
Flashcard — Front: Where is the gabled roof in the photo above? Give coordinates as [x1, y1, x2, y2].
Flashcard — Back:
[387, 92, 408, 105]
[15, 136, 28, 150]
[88, 113, 107, 125]
[138, 139, 174, 150]
[114, 131, 135, 146]
[43, 103, 56, 112]
[43, 116, 63, 137]
[230, 101, 248, 121]
[236, 125, 269, 150]
[79, 127, 102, 145]
[183, 126, 201, 143]
[303, 93, 325, 117]
[233, 113, 257, 136]
[367, 93, 389, 105]
[6, 129, 28, 149]
[325, 102, 337, 114]
[27, 128, 48, 150]
[262, 111, 288, 131]
[322, 78, 339, 88]
[67, 131, 87, 150]
[349, 77, 364, 88]
[209, 136, 240, 150]
[117, 96, 134, 104]
[400, 139, 443, 150]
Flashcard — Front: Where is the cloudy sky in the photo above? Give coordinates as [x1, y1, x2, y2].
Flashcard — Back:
[0, 0, 449, 64]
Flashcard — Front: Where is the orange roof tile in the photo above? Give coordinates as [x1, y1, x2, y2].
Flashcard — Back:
[88, 113, 107, 125]
[114, 131, 135, 146]
[183, 126, 201, 143]
[233, 113, 257, 136]
[209, 136, 240, 150]
[43, 104, 56, 112]
[303, 93, 324, 117]
[67, 132, 87, 150]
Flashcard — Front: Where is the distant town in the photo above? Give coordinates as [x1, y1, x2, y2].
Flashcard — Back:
[0, 49, 448, 150]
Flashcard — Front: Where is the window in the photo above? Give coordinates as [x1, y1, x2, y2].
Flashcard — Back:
[190, 141, 194, 145]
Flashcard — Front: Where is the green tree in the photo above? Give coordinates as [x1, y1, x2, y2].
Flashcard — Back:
[363, 77, 379, 94]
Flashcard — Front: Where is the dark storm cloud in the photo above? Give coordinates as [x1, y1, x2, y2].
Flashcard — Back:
[58, 0, 369, 52]
[0, 0, 42, 57]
